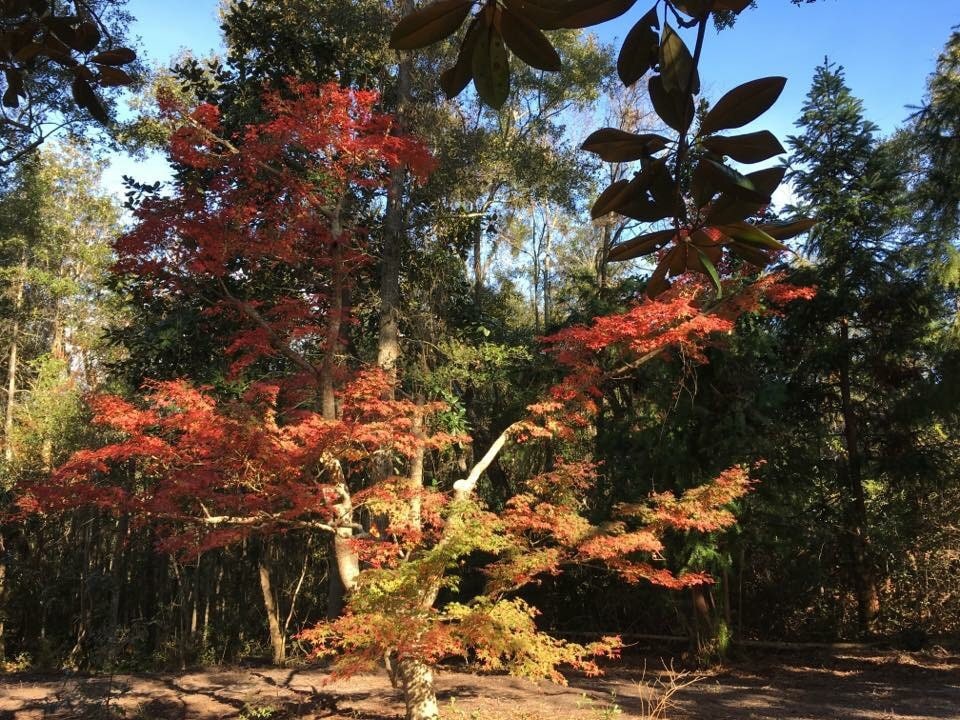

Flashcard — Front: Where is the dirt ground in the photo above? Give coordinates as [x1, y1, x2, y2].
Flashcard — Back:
[0, 648, 958, 719]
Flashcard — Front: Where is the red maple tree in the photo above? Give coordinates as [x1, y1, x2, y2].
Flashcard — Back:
[19, 81, 814, 720]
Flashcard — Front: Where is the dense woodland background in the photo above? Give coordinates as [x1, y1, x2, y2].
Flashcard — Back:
[0, 0, 959, 676]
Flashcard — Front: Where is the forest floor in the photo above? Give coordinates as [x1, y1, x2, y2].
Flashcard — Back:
[0, 647, 958, 719]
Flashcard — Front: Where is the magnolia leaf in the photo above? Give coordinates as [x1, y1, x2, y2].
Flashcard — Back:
[718, 221, 789, 251]
[390, 0, 473, 51]
[71, 64, 95, 82]
[607, 229, 674, 261]
[559, 0, 640, 28]
[692, 246, 723, 296]
[71, 76, 108, 124]
[620, 196, 672, 222]
[2, 69, 23, 108]
[659, 23, 699, 95]
[72, 20, 101, 52]
[90, 48, 136, 65]
[691, 227, 727, 248]
[702, 130, 785, 164]
[647, 249, 674, 297]
[440, 17, 481, 98]
[705, 165, 785, 223]
[617, 6, 659, 86]
[673, 0, 712, 17]
[581, 128, 669, 162]
[729, 241, 772, 267]
[503, 0, 561, 29]
[699, 159, 770, 203]
[758, 218, 817, 240]
[500, 8, 561, 71]
[700, 77, 787, 135]
[14, 42, 45, 62]
[690, 160, 715, 208]
[472, 24, 510, 108]
[96, 66, 133, 87]
[715, 0, 753, 11]
[668, 243, 688, 275]
[591, 178, 632, 219]
[649, 75, 693, 133]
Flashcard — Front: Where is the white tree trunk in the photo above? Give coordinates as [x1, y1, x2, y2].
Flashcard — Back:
[398, 657, 440, 720]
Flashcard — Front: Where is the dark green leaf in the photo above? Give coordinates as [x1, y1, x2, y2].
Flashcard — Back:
[702, 130, 785, 164]
[646, 249, 674, 297]
[500, 8, 561, 71]
[649, 74, 693, 133]
[559, 0, 640, 28]
[659, 22, 699, 95]
[718, 221, 789, 251]
[591, 179, 632, 219]
[699, 159, 770, 203]
[472, 24, 510, 108]
[390, 0, 473, 51]
[71, 76, 108, 124]
[89, 48, 136, 65]
[440, 17, 480, 99]
[608, 229, 674, 261]
[693, 246, 723, 295]
[758, 218, 817, 240]
[581, 128, 669, 162]
[700, 77, 787, 135]
[617, 6, 659, 86]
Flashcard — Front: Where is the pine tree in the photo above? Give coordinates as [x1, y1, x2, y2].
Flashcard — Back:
[783, 61, 951, 635]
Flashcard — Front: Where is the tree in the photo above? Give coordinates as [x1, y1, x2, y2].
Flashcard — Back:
[0, 141, 119, 663]
[19, 74, 816, 717]
[778, 60, 958, 635]
[905, 29, 960, 293]
[0, 1, 139, 167]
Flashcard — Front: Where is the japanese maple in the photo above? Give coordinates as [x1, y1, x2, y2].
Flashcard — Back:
[20, 79, 815, 720]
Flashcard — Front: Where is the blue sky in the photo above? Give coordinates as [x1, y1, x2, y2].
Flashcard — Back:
[101, 0, 958, 199]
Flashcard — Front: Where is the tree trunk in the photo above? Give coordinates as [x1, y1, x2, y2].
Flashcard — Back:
[257, 548, 285, 665]
[473, 219, 483, 310]
[838, 317, 880, 634]
[3, 274, 23, 463]
[0, 531, 7, 662]
[397, 657, 440, 720]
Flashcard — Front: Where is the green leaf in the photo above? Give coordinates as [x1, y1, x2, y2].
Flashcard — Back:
[758, 218, 817, 240]
[390, 0, 473, 51]
[71, 76, 109, 124]
[500, 8, 561, 71]
[673, 0, 711, 18]
[646, 249, 675, 297]
[659, 23, 699, 95]
[714, 0, 753, 11]
[504, 0, 568, 29]
[728, 241, 772, 267]
[97, 66, 134, 87]
[440, 17, 481, 99]
[700, 77, 787, 135]
[702, 130, 786, 164]
[705, 166, 785, 223]
[591, 179, 632, 219]
[90, 48, 136, 66]
[617, 7, 659, 86]
[472, 25, 510, 108]
[581, 128, 669, 162]
[608, 229, 674, 261]
[699, 159, 770, 203]
[718, 221, 789, 251]
[693, 246, 723, 296]
[649, 75, 693, 133]
[559, 0, 640, 28]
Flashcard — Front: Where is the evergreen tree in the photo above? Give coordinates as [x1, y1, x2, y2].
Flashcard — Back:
[780, 61, 949, 635]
